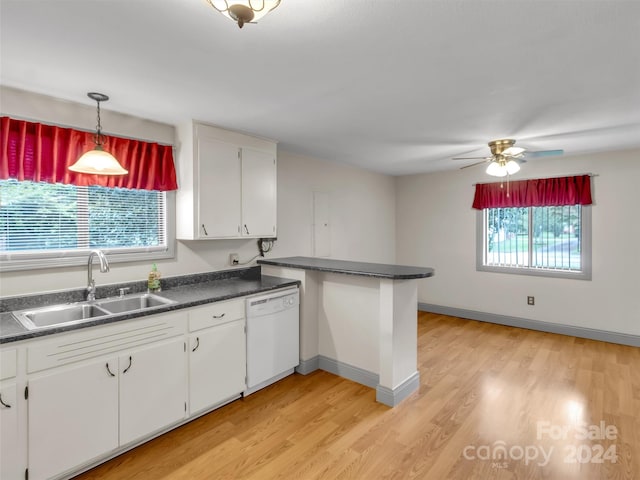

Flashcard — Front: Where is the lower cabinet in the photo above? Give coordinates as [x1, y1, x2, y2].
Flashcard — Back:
[28, 357, 119, 480]
[119, 338, 187, 445]
[189, 319, 246, 414]
[1, 381, 21, 480]
[5, 291, 282, 480]
[27, 337, 187, 480]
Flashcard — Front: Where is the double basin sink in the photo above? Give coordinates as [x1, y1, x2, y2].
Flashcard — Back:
[13, 293, 176, 331]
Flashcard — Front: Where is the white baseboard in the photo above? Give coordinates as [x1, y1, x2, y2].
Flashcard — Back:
[376, 371, 420, 407]
[296, 355, 420, 407]
[318, 355, 379, 388]
[419, 303, 640, 347]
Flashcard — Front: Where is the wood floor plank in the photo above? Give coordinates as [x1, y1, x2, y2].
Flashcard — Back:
[75, 312, 640, 480]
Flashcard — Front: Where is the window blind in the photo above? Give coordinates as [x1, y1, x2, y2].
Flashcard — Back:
[0, 180, 167, 259]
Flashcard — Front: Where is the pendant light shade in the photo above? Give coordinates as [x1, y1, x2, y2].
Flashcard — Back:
[70, 147, 128, 175]
[206, 0, 281, 28]
[68, 92, 128, 176]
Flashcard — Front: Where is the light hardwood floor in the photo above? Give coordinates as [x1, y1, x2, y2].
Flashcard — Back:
[76, 312, 640, 479]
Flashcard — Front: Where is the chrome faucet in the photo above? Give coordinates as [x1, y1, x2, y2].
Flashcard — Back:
[87, 250, 110, 301]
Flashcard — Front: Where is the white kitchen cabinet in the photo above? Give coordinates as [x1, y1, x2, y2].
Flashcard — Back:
[25, 313, 187, 479]
[241, 148, 277, 237]
[27, 338, 187, 479]
[1, 381, 21, 480]
[11, 289, 285, 480]
[119, 337, 187, 445]
[195, 136, 242, 238]
[189, 319, 246, 415]
[1, 347, 24, 479]
[176, 121, 277, 240]
[28, 357, 119, 480]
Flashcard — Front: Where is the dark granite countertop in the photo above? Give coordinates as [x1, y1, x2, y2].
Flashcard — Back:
[0, 267, 299, 344]
[258, 256, 435, 280]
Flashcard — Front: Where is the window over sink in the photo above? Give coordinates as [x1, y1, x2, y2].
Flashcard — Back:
[0, 180, 175, 271]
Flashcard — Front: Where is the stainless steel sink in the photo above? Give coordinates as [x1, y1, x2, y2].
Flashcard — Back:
[14, 303, 111, 330]
[95, 293, 174, 314]
[13, 293, 176, 331]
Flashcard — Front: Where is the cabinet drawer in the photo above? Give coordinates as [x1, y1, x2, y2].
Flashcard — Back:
[189, 299, 244, 332]
[0, 349, 17, 380]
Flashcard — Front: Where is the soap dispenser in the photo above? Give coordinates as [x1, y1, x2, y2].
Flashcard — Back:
[148, 263, 162, 293]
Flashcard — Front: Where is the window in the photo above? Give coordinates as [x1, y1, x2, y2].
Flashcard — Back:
[478, 205, 591, 279]
[0, 180, 175, 271]
[473, 175, 593, 280]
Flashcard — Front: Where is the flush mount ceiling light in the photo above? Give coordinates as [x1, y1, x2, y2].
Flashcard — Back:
[68, 92, 128, 175]
[205, 0, 281, 28]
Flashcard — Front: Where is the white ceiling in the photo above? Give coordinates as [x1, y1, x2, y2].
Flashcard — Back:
[1, 0, 639, 175]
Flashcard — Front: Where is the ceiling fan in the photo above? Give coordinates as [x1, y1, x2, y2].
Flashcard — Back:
[453, 139, 563, 177]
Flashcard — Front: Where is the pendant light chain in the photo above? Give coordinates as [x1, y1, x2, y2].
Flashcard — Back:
[94, 98, 105, 147]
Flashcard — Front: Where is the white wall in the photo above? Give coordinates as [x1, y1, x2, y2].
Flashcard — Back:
[271, 151, 396, 264]
[396, 149, 640, 336]
[0, 87, 396, 297]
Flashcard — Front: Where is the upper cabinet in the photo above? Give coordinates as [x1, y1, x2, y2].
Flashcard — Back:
[176, 122, 277, 240]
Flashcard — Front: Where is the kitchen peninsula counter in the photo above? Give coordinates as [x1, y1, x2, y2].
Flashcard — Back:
[258, 256, 435, 407]
[258, 256, 434, 280]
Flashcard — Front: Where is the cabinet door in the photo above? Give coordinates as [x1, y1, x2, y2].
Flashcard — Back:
[119, 337, 187, 445]
[189, 320, 246, 415]
[241, 148, 277, 237]
[1, 382, 22, 480]
[197, 136, 242, 238]
[28, 358, 119, 480]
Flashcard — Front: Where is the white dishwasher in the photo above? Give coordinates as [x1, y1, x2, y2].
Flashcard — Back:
[244, 287, 300, 396]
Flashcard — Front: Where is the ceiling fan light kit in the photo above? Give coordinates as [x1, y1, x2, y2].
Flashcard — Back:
[205, 0, 281, 28]
[486, 159, 520, 177]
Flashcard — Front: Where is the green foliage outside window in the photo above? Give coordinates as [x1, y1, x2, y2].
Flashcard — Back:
[0, 180, 163, 253]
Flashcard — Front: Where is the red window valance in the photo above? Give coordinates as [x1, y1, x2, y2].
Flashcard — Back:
[0, 116, 177, 191]
[472, 175, 593, 209]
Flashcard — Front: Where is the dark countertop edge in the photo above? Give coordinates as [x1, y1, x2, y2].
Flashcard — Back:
[0, 265, 263, 312]
[258, 257, 435, 280]
[0, 275, 299, 344]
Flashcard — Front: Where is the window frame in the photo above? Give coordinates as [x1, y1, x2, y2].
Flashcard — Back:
[476, 205, 592, 280]
[0, 187, 176, 272]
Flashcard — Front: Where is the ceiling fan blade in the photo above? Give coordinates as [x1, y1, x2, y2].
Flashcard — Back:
[503, 146, 525, 156]
[523, 149, 564, 158]
[460, 160, 489, 170]
[452, 156, 490, 160]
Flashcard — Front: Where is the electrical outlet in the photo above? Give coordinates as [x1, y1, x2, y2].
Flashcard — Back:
[229, 253, 239, 266]
[527, 296, 535, 306]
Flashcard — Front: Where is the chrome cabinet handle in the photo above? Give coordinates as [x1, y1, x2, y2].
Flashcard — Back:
[192, 337, 200, 352]
[105, 363, 116, 377]
[244, 224, 250, 235]
[212, 313, 225, 319]
[0, 393, 11, 408]
[202, 224, 209, 236]
[123, 356, 133, 374]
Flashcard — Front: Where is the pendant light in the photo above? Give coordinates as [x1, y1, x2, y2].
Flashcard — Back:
[69, 92, 128, 175]
[205, 0, 281, 28]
